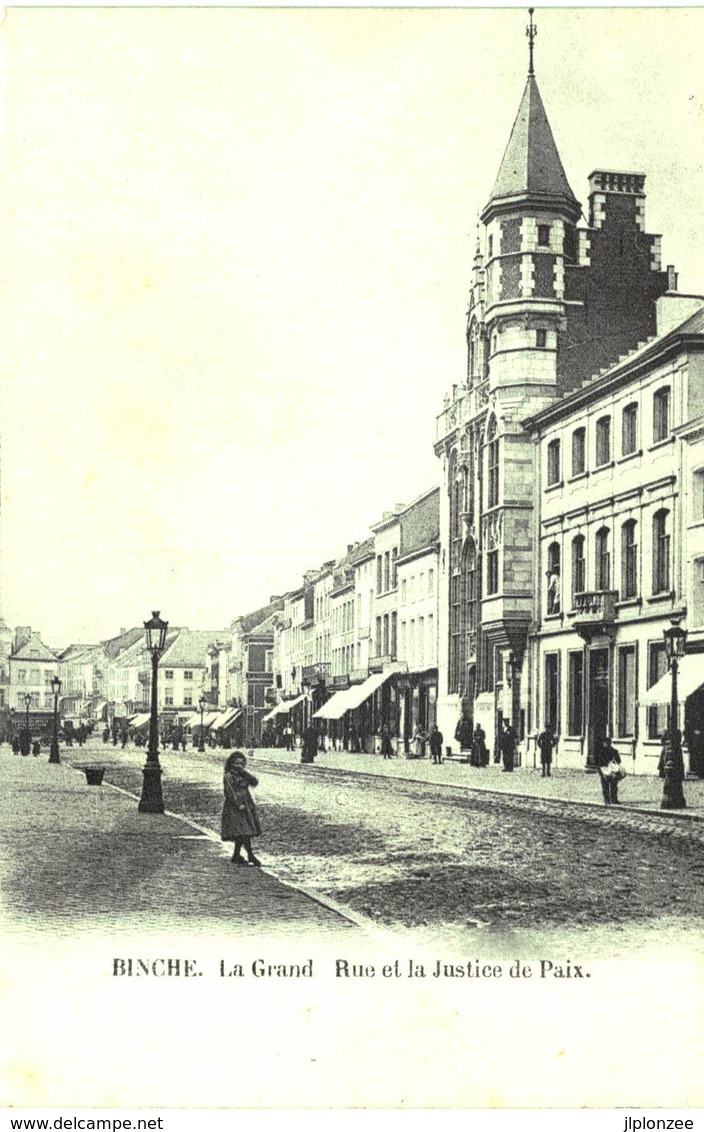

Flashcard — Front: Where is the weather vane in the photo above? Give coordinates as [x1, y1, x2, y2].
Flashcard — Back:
[526, 8, 537, 77]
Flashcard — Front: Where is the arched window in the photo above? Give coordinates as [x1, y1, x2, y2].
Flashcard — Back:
[572, 427, 586, 477]
[547, 439, 561, 486]
[571, 535, 586, 605]
[621, 520, 638, 599]
[596, 416, 612, 466]
[546, 542, 561, 614]
[652, 509, 670, 594]
[653, 387, 671, 444]
[595, 528, 611, 590]
[622, 402, 638, 456]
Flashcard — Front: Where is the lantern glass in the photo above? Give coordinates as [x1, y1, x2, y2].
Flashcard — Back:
[51, 675, 62, 695]
[664, 618, 687, 661]
[24, 694, 31, 708]
[144, 610, 168, 654]
[199, 696, 206, 711]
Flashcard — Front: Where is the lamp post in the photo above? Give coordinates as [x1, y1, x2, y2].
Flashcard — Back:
[198, 695, 206, 752]
[662, 617, 687, 810]
[138, 611, 168, 814]
[23, 693, 31, 755]
[49, 675, 62, 764]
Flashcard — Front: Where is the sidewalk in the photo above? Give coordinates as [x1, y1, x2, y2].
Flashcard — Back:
[251, 744, 704, 820]
[0, 749, 359, 938]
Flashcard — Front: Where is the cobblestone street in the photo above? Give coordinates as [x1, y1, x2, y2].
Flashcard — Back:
[83, 741, 704, 957]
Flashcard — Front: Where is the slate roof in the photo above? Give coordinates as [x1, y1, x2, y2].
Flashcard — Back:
[484, 76, 579, 219]
[11, 633, 59, 662]
[160, 629, 227, 668]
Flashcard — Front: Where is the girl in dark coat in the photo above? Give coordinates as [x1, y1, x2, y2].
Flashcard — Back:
[221, 751, 262, 866]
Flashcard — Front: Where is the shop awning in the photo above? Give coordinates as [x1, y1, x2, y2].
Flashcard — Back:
[262, 694, 306, 722]
[129, 713, 152, 728]
[313, 688, 354, 720]
[343, 670, 393, 712]
[182, 713, 200, 727]
[212, 707, 242, 729]
[641, 654, 704, 706]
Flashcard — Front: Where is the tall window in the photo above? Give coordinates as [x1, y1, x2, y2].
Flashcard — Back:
[547, 439, 561, 486]
[449, 452, 462, 693]
[693, 469, 704, 522]
[487, 437, 499, 508]
[621, 520, 638, 599]
[567, 651, 584, 736]
[544, 653, 560, 731]
[546, 542, 561, 614]
[390, 612, 397, 659]
[596, 416, 612, 466]
[653, 387, 671, 444]
[653, 509, 670, 593]
[376, 556, 382, 595]
[622, 402, 638, 456]
[375, 616, 382, 655]
[572, 428, 586, 476]
[648, 641, 668, 739]
[537, 224, 551, 247]
[595, 528, 611, 590]
[383, 552, 390, 593]
[572, 535, 586, 603]
[617, 645, 637, 737]
[391, 547, 398, 589]
[383, 614, 390, 655]
[487, 550, 499, 595]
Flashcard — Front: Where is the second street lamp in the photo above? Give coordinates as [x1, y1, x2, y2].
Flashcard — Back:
[198, 696, 206, 753]
[49, 675, 62, 764]
[662, 617, 687, 810]
[138, 610, 168, 814]
[23, 693, 31, 756]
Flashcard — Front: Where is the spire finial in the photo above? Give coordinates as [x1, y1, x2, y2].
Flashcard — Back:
[526, 8, 537, 77]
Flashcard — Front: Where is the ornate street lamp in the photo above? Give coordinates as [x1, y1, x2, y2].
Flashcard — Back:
[23, 693, 31, 755]
[49, 675, 62, 764]
[138, 611, 168, 814]
[198, 695, 206, 753]
[662, 617, 687, 810]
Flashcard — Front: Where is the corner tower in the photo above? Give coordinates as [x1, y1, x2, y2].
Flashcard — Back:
[480, 15, 580, 407]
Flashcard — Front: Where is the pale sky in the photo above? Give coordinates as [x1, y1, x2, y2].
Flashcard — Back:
[3, 7, 704, 645]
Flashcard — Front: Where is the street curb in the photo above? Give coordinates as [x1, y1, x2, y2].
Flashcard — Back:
[251, 754, 704, 826]
[76, 768, 370, 932]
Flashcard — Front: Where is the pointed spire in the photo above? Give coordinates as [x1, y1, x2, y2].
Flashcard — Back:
[481, 73, 580, 224]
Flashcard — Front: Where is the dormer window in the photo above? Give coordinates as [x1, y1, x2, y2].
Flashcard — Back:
[537, 224, 551, 247]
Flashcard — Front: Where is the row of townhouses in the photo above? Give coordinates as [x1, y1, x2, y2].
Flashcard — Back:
[3, 31, 704, 774]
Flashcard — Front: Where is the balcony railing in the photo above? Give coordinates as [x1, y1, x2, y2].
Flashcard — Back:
[571, 591, 618, 639]
[302, 662, 330, 684]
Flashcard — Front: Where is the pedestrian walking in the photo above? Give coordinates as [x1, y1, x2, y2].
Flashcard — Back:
[455, 714, 473, 756]
[428, 723, 444, 765]
[411, 723, 426, 759]
[380, 721, 394, 759]
[595, 735, 624, 805]
[499, 718, 516, 772]
[11, 734, 20, 755]
[221, 751, 262, 866]
[32, 739, 41, 757]
[19, 728, 31, 757]
[536, 723, 557, 777]
[283, 724, 294, 752]
[471, 723, 488, 767]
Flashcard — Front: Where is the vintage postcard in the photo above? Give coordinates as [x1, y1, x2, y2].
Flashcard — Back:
[1, 5, 703, 1116]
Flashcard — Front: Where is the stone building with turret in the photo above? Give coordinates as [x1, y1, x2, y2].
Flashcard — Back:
[435, 16, 680, 762]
